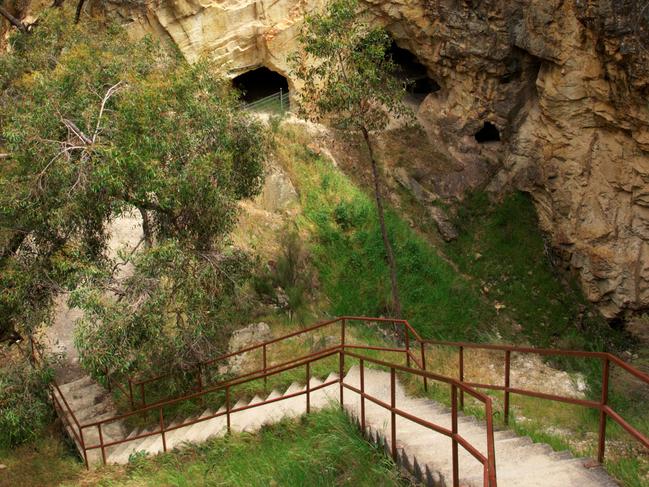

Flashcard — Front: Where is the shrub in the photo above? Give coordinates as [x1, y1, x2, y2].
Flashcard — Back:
[0, 359, 54, 448]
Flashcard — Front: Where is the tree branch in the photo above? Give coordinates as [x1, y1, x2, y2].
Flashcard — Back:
[1, 232, 27, 265]
[74, 0, 86, 24]
[0, 5, 27, 32]
[93, 81, 124, 143]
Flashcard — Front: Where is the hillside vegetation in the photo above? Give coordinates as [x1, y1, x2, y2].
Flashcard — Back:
[0, 409, 410, 487]
[1, 5, 647, 487]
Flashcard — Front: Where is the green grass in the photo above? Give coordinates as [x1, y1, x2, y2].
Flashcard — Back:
[0, 428, 83, 487]
[1, 410, 410, 487]
[447, 191, 630, 352]
[104, 409, 409, 487]
[84, 409, 408, 487]
[272, 124, 649, 486]
[277, 127, 493, 341]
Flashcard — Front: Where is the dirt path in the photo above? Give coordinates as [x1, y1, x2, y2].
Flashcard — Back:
[43, 212, 143, 380]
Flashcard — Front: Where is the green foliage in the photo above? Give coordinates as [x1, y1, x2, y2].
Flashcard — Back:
[447, 191, 629, 353]
[0, 8, 267, 363]
[291, 0, 416, 317]
[280, 130, 491, 340]
[290, 0, 411, 131]
[73, 242, 255, 379]
[254, 227, 315, 322]
[0, 359, 54, 448]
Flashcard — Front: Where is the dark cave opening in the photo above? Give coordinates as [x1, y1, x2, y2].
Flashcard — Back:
[474, 121, 501, 143]
[388, 41, 441, 99]
[232, 67, 289, 104]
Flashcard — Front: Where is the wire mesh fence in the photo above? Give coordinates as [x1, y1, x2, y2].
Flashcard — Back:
[242, 89, 290, 114]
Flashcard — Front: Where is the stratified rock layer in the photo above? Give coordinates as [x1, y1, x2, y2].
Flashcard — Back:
[78, 1, 649, 317]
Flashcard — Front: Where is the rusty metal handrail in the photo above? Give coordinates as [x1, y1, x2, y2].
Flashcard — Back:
[123, 317, 344, 407]
[52, 315, 649, 475]
[420, 336, 649, 463]
[33, 346, 90, 468]
[70, 345, 498, 486]
[343, 350, 497, 486]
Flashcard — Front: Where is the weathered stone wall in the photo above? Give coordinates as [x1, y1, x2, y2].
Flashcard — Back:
[16, 0, 649, 318]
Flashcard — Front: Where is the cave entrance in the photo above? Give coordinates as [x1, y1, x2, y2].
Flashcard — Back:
[233, 67, 289, 108]
[475, 121, 501, 143]
[388, 41, 440, 101]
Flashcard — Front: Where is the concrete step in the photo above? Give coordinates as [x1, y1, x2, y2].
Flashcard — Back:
[58, 375, 95, 395]
[284, 382, 305, 395]
[266, 389, 282, 401]
[341, 365, 616, 487]
[52, 364, 617, 486]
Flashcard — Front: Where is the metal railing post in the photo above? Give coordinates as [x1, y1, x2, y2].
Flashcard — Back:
[420, 341, 428, 392]
[306, 361, 311, 414]
[390, 367, 397, 460]
[360, 359, 366, 431]
[263, 344, 268, 392]
[128, 377, 135, 410]
[339, 319, 346, 407]
[459, 346, 465, 410]
[80, 426, 89, 469]
[339, 349, 345, 407]
[98, 423, 106, 465]
[504, 350, 511, 425]
[159, 407, 167, 452]
[451, 384, 459, 487]
[140, 382, 146, 408]
[404, 322, 411, 368]
[226, 385, 231, 434]
[197, 363, 203, 392]
[280, 88, 284, 112]
[597, 356, 610, 463]
[485, 398, 498, 487]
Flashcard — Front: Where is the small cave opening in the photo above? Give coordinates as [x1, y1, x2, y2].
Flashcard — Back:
[388, 41, 441, 100]
[474, 121, 501, 143]
[232, 67, 289, 104]
[500, 47, 543, 85]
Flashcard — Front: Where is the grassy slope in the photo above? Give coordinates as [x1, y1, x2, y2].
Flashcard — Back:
[275, 124, 630, 351]
[273, 123, 647, 486]
[0, 410, 410, 487]
[276, 125, 492, 341]
[5, 122, 645, 486]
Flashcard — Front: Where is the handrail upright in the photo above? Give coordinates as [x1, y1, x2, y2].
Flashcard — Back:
[390, 367, 397, 460]
[597, 356, 610, 463]
[451, 383, 459, 487]
[504, 350, 511, 425]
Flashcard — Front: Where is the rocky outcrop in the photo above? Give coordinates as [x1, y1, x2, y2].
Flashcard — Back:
[218, 321, 273, 374]
[79, 0, 649, 318]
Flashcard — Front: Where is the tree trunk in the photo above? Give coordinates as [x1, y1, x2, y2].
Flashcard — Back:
[0, 5, 27, 32]
[139, 208, 153, 248]
[74, 0, 86, 23]
[361, 126, 402, 319]
[1, 232, 27, 265]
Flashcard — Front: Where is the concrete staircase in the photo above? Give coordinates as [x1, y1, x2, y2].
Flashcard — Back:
[342, 366, 617, 487]
[54, 367, 618, 486]
[53, 371, 343, 467]
[53, 374, 127, 466]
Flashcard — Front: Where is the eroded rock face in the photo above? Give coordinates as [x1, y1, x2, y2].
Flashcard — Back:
[85, 0, 649, 318]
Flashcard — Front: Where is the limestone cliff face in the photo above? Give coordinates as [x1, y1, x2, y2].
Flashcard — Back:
[64, 0, 649, 317]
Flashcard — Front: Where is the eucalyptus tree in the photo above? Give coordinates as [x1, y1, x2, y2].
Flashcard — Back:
[290, 0, 412, 318]
[0, 9, 267, 376]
